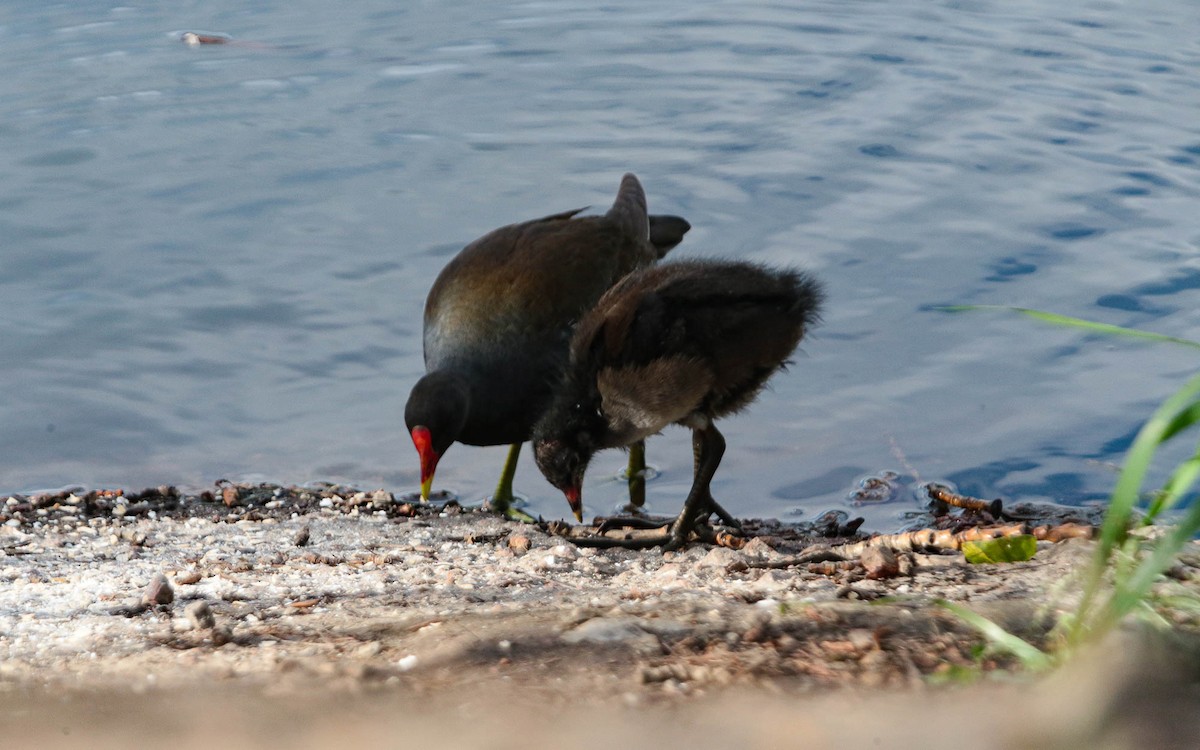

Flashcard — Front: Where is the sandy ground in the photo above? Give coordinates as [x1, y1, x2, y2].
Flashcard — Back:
[2, 483, 1199, 749]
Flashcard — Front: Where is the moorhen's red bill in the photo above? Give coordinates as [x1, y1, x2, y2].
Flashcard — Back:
[533, 259, 824, 548]
[404, 174, 689, 517]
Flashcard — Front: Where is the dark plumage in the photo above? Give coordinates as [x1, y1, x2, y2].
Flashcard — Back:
[533, 259, 824, 548]
[404, 174, 689, 514]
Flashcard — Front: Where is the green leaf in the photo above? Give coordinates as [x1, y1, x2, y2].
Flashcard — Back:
[962, 535, 1037, 564]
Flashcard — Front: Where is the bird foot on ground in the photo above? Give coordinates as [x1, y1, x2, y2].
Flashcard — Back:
[596, 515, 670, 533]
[483, 497, 539, 524]
[502, 507, 539, 523]
[547, 517, 745, 550]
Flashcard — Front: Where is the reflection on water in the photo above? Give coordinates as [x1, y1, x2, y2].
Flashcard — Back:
[2, 0, 1200, 529]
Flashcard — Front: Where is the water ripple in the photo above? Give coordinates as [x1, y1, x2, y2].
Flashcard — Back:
[2, 0, 1199, 523]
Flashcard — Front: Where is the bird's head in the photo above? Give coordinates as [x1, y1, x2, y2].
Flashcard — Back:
[404, 373, 470, 501]
[533, 434, 593, 522]
[408, 425, 441, 500]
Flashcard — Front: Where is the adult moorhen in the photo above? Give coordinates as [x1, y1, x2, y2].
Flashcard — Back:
[532, 258, 824, 548]
[405, 174, 690, 518]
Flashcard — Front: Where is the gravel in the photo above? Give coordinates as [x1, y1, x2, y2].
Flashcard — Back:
[1, 482, 1197, 748]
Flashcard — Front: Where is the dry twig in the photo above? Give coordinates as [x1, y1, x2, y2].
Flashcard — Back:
[831, 524, 1032, 556]
[1, 540, 34, 555]
[1031, 523, 1094, 542]
[806, 560, 862, 576]
[926, 483, 1003, 516]
[830, 521, 1095, 556]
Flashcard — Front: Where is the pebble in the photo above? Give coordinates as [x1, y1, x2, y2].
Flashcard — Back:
[185, 600, 216, 630]
[562, 618, 661, 654]
[641, 663, 693, 684]
[654, 564, 681, 581]
[293, 525, 311, 547]
[751, 569, 792, 595]
[694, 547, 743, 569]
[550, 544, 578, 560]
[848, 629, 877, 651]
[861, 547, 901, 579]
[397, 654, 419, 672]
[739, 537, 777, 559]
[142, 573, 174, 606]
[212, 625, 234, 646]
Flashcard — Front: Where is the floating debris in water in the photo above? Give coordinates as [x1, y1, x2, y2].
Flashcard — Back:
[180, 32, 231, 46]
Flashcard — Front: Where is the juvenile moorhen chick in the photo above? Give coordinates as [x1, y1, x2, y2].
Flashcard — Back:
[405, 174, 690, 517]
[533, 259, 824, 548]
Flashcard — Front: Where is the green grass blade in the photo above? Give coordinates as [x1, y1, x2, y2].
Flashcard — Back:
[1099, 375, 1200, 549]
[944, 303, 1200, 650]
[1084, 477, 1200, 639]
[1160, 402, 1200, 444]
[937, 306, 1200, 351]
[1119, 498, 1200, 608]
[937, 600, 1054, 671]
[1146, 453, 1200, 520]
[1072, 373, 1200, 643]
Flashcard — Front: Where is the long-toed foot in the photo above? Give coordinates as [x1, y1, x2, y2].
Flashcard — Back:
[485, 493, 539, 524]
[560, 509, 742, 550]
[703, 498, 743, 532]
[595, 515, 672, 533]
[483, 443, 538, 522]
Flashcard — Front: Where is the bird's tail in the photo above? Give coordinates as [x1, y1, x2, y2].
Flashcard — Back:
[648, 215, 691, 258]
[607, 173, 650, 243]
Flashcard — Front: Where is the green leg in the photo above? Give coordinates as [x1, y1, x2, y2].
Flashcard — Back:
[488, 443, 537, 523]
[625, 440, 647, 510]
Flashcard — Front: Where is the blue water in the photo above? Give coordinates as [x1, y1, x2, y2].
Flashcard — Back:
[3, 0, 1200, 529]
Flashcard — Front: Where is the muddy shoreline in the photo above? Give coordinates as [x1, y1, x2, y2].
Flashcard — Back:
[2, 483, 1199, 748]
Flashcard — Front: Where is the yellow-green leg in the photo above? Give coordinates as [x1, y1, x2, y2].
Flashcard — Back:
[488, 442, 537, 523]
[625, 439, 647, 511]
